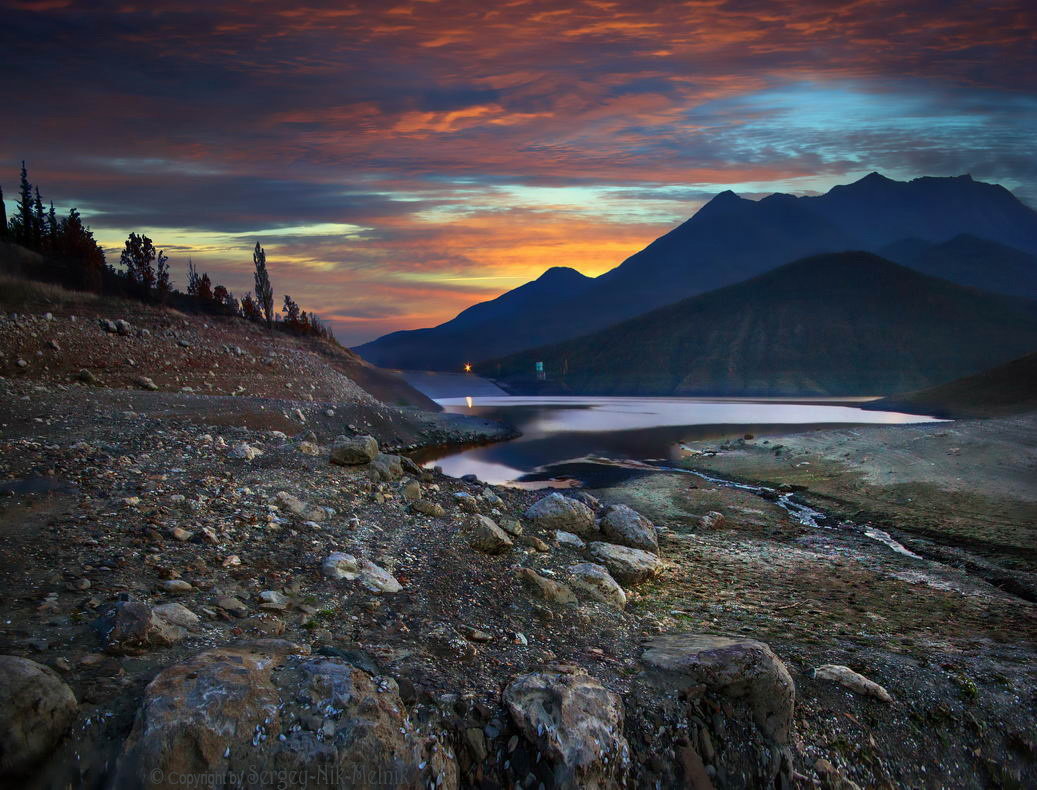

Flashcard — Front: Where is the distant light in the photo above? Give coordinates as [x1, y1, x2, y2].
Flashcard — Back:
[465, 396, 473, 409]
[464, 363, 472, 373]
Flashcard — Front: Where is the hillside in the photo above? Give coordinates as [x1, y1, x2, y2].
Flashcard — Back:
[357, 173, 1037, 370]
[868, 351, 1037, 417]
[481, 252, 1037, 396]
[880, 233, 1037, 301]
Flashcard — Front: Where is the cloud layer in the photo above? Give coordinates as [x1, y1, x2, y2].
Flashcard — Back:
[2, 0, 1034, 344]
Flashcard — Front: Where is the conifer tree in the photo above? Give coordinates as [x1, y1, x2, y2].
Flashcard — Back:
[0, 185, 7, 240]
[15, 162, 34, 247]
[46, 201, 58, 252]
[32, 187, 45, 251]
[253, 242, 274, 329]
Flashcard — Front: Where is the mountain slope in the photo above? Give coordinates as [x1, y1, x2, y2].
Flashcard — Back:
[880, 234, 1037, 301]
[355, 266, 592, 369]
[867, 352, 1037, 417]
[480, 253, 1037, 396]
[357, 173, 1037, 371]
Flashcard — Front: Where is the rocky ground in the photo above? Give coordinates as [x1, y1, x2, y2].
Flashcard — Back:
[0, 301, 1035, 789]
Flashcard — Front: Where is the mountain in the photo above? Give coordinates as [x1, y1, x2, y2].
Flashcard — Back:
[879, 234, 1037, 301]
[801, 173, 1037, 253]
[867, 351, 1037, 418]
[356, 173, 1037, 371]
[479, 252, 1037, 396]
[355, 266, 592, 370]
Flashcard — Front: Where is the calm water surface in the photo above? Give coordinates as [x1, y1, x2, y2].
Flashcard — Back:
[421, 395, 942, 486]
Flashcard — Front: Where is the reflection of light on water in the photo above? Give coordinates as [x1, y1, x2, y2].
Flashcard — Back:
[465, 396, 473, 409]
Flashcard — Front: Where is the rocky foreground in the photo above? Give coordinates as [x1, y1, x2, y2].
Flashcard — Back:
[0, 309, 1035, 789]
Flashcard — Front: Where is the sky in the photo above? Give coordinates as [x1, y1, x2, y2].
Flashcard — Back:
[2, 0, 1035, 346]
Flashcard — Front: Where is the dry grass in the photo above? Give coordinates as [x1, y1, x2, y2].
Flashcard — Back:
[0, 274, 99, 310]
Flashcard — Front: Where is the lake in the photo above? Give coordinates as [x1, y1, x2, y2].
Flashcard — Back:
[416, 393, 942, 486]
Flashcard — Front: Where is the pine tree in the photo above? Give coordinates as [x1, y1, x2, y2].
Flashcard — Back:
[32, 187, 45, 251]
[60, 207, 105, 292]
[0, 185, 8, 240]
[240, 293, 261, 321]
[46, 201, 58, 253]
[186, 258, 200, 297]
[15, 162, 34, 247]
[282, 294, 302, 330]
[253, 242, 274, 329]
[197, 272, 213, 305]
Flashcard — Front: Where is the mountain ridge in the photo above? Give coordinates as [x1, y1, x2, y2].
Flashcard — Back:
[478, 252, 1037, 397]
[356, 172, 1037, 371]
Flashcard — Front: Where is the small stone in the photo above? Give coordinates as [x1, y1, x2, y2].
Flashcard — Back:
[700, 511, 726, 529]
[322, 552, 359, 581]
[170, 527, 193, 542]
[516, 567, 577, 604]
[160, 579, 193, 594]
[228, 442, 261, 461]
[297, 441, 321, 456]
[814, 664, 893, 702]
[136, 376, 159, 391]
[555, 530, 586, 549]
[411, 499, 446, 517]
[568, 563, 627, 608]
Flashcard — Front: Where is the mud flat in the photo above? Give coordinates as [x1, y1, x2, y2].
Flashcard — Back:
[678, 413, 1037, 576]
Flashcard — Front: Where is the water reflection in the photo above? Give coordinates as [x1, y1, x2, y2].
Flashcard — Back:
[424, 396, 942, 486]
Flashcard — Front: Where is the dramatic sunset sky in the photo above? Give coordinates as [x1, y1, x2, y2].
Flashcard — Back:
[2, 0, 1035, 344]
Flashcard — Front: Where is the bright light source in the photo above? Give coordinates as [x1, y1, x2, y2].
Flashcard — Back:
[464, 363, 472, 373]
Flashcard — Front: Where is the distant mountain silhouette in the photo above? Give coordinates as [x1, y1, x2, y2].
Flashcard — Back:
[356, 173, 1037, 371]
[356, 266, 592, 370]
[879, 234, 1037, 301]
[480, 253, 1037, 397]
[867, 351, 1037, 418]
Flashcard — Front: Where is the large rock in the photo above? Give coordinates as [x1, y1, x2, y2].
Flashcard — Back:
[369, 453, 404, 481]
[517, 568, 577, 604]
[504, 671, 629, 789]
[587, 542, 661, 586]
[99, 600, 197, 655]
[114, 640, 456, 789]
[641, 633, 795, 744]
[525, 493, 597, 536]
[0, 656, 78, 776]
[567, 563, 626, 609]
[814, 664, 893, 702]
[462, 515, 513, 554]
[599, 504, 658, 554]
[329, 435, 379, 465]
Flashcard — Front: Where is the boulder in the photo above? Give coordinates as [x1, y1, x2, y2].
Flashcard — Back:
[567, 563, 626, 609]
[0, 656, 78, 776]
[525, 493, 597, 536]
[517, 568, 577, 604]
[113, 641, 457, 789]
[587, 542, 661, 586]
[100, 600, 196, 655]
[641, 633, 795, 744]
[504, 671, 628, 789]
[321, 552, 359, 581]
[599, 504, 658, 554]
[814, 665, 893, 702]
[400, 479, 422, 502]
[329, 435, 378, 465]
[369, 453, 404, 481]
[452, 492, 480, 513]
[700, 511, 726, 529]
[462, 515, 513, 554]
